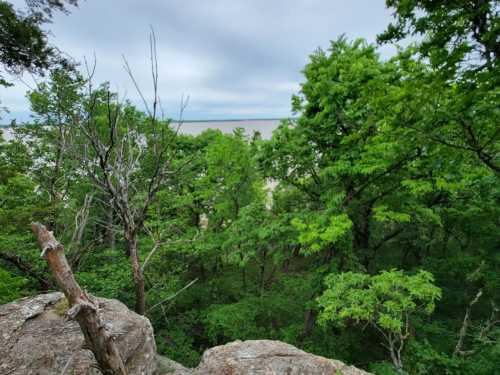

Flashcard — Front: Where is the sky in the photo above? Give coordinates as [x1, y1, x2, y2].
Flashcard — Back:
[1, 0, 395, 122]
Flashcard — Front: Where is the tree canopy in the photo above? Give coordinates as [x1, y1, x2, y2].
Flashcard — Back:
[0, 1, 499, 374]
[0, 0, 77, 86]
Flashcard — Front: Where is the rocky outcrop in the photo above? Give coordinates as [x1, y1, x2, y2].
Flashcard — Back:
[163, 340, 372, 375]
[0, 294, 371, 375]
[0, 292, 156, 375]
[155, 355, 191, 375]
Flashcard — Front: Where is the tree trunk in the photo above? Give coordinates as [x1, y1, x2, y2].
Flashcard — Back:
[106, 203, 116, 250]
[389, 348, 403, 373]
[31, 222, 128, 375]
[454, 289, 483, 357]
[127, 234, 146, 315]
[71, 194, 93, 247]
[299, 309, 316, 344]
[353, 205, 372, 269]
[241, 266, 247, 291]
[387, 335, 404, 374]
[259, 248, 268, 296]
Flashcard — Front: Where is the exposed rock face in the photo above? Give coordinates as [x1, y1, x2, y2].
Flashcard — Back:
[155, 355, 191, 375]
[165, 340, 372, 375]
[0, 294, 371, 375]
[0, 292, 156, 375]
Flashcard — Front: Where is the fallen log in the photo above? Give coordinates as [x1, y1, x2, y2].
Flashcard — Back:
[31, 222, 128, 375]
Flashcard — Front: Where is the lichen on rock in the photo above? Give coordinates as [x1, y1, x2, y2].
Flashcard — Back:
[0, 292, 156, 375]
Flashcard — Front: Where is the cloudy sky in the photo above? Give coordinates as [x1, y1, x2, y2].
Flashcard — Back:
[2, 0, 395, 122]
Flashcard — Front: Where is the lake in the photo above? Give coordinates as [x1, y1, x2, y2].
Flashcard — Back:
[1, 119, 282, 141]
[174, 119, 281, 139]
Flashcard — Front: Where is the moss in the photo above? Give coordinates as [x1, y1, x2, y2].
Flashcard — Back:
[54, 297, 69, 316]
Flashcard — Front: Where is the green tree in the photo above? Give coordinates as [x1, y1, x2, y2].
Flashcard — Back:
[379, 0, 499, 74]
[379, 0, 499, 173]
[0, 267, 27, 304]
[317, 269, 441, 372]
[0, 0, 77, 86]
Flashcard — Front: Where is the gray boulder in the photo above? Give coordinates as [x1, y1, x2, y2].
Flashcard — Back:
[154, 355, 191, 375]
[167, 340, 372, 375]
[0, 292, 156, 375]
[0, 294, 372, 375]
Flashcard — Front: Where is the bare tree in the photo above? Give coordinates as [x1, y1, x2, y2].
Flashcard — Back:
[31, 222, 128, 375]
[70, 193, 93, 247]
[454, 289, 483, 357]
[454, 289, 500, 358]
[74, 31, 188, 315]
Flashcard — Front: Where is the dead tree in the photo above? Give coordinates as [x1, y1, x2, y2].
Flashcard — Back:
[31, 222, 128, 375]
[74, 31, 189, 315]
[454, 288, 500, 358]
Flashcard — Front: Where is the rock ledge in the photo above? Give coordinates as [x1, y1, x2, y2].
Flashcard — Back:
[0, 292, 156, 375]
[0, 294, 371, 375]
[164, 339, 372, 375]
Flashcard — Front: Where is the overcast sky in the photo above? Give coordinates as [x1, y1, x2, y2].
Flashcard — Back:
[2, 0, 395, 122]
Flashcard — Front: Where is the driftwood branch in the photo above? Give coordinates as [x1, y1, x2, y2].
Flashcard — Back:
[31, 222, 128, 375]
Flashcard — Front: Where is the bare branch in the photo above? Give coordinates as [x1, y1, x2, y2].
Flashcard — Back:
[147, 278, 198, 313]
[454, 289, 483, 357]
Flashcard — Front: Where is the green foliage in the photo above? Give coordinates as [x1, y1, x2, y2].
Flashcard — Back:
[0, 2, 498, 374]
[292, 213, 353, 254]
[205, 298, 265, 342]
[318, 270, 441, 372]
[369, 362, 399, 375]
[318, 270, 441, 333]
[0, 0, 77, 85]
[379, 0, 499, 76]
[0, 267, 27, 304]
[76, 249, 134, 304]
[403, 340, 459, 375]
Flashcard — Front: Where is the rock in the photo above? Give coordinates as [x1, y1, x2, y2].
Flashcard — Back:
[0, 292, 156, 375]
[154, 355, 191, 375]
[170, 340, 372, 375]
[0, 294, 372, 375]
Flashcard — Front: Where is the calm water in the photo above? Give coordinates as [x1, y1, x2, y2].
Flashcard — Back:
[1, 119, 281, 141]
[175, 119, 280, 139]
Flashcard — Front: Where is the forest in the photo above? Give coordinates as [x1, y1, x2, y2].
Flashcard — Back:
[0, 1, 499, 374]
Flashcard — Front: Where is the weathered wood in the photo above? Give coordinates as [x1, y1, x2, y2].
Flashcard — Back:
[31, 222, 128, 375]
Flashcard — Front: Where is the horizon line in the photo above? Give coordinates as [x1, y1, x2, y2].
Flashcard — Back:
[1, 117, 296, 128]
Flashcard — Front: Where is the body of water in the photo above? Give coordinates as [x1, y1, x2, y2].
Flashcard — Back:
[1, 119, 282, 141]
[175, 119, 281, 139]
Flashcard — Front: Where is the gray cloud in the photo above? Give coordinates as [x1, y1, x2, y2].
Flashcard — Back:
[2, 0, 394, 122]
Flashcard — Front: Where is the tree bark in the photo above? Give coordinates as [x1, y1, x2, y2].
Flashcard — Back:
[387, 334, 404, 373]
[126, 234, 146, 315]
[454, 289, 483, 357]
[106, 201, 116, 250]
[31, 222, 128, 375]
[299, 309, 316, 344]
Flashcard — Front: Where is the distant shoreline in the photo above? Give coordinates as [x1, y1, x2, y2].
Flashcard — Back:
[172, 118, 288, 123]
[1, 118, 293, 128]
[1, 118, 284, 139]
